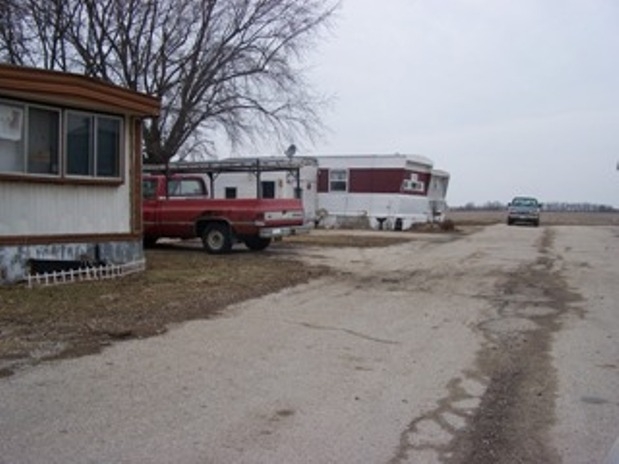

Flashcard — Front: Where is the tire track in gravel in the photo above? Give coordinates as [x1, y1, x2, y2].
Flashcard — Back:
[387, 228, 584, 464]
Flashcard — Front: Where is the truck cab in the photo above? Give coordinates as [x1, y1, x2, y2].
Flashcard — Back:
[142, 173, 308, 253]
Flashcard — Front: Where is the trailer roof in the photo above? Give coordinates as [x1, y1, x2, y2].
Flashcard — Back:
[0, 63, 160, 117]
[313, 153, 434, 167]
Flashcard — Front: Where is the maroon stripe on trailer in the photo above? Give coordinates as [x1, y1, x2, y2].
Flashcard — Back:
[317, 167, 431, 195]
[349, 168, 406, 193]
[317, 169, 329, 193]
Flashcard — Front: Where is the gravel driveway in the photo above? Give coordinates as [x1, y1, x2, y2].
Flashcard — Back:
[1, 225, 618, 463]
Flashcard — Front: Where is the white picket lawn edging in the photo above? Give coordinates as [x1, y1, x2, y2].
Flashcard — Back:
[27, 259, 146, 288]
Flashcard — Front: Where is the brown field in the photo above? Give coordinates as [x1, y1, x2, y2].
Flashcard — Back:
[445, 210, 619, 226]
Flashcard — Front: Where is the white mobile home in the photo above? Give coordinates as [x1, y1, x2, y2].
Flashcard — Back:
[181, 153, 450, 231]
[315, 154, 449, 230]
[0, 64, 159, 283]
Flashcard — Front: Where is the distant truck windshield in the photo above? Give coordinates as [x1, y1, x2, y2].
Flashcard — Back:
[507, 196, 541, 226]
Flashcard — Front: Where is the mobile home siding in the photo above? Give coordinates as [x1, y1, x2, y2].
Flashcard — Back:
[0, 64, 159, 283]
[0, 122, 135, 237]
[0, 179, 131, 236]
[315, 154, 448, 229]
[349, 168, 403, 193]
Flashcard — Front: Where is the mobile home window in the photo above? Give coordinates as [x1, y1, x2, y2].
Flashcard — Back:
[66, 112, 122, 178]
[0, 103, 61, 175]
[0, 99, 123, 180]
[329, 169, 348, 192]
[0, 103, 25, 173]
[27, 107, 60, 175]
[96, 117, 121, 177]
[66, 113, 93, 175]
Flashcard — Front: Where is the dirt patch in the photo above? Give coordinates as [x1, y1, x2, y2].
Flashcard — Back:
[0, 233, 418, 378]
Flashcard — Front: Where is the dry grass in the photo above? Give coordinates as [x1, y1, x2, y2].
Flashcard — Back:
[0, 245, 329, 376]
[446, 210, 619, 226]
[0, 232, 423, 377]
[280, 233, 416, 247]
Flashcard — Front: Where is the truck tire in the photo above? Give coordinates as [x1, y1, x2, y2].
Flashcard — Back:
[244, 236, 272, 251]
[143, 236, 158, 248]
[202, 223, 232, 254]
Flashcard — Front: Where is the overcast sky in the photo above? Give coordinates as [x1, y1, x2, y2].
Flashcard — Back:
[305, 0, 619, 207]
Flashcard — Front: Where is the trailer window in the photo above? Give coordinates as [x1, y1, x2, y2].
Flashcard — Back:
[329, 169, 348, 192]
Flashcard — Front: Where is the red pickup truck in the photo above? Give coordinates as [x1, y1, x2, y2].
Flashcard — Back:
[142, 173, 308, 253]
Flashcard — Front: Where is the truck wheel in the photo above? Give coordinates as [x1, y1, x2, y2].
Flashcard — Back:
[244, 236, 272, 251]
[143, 236, 158, 248]
[202, 223, 232, 254]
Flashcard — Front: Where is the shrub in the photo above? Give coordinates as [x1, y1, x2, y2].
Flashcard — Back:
[440, 219, 456, 231]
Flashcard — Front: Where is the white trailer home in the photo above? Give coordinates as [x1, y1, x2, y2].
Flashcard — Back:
[161, 153, 450, 231]
[315, 154, 450, 230]
[0, 64, 159, 284]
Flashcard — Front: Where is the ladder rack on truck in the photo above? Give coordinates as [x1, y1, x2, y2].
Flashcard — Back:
[142, 157, 316, 199]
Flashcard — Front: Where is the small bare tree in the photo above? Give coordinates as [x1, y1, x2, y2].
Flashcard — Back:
[0, 0, 338, 163]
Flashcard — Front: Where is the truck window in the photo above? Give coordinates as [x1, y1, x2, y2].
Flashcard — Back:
[261, 181, 275, 198]
[167, 179, 206, 197]
[225, 187, 237, 199]
[142, 179, 157, 199]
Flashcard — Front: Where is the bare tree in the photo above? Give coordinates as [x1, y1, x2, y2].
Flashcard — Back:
[0, 0, 338, 163]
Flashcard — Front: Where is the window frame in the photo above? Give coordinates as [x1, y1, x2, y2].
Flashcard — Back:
[225, 187, 237, 199]
[0, 97, 125, 184]
[401, 179, 425, 193]
[25, 104, 62, 176]
[0, 100, 26, 173]
[166, 178, 206, 197]
[65, 110, 124, 180]
[142, 179, 158, 199]
[329, 168, 348, 192]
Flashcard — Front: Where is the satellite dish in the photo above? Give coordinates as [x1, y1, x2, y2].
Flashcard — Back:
[285, 144, 297, 159]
